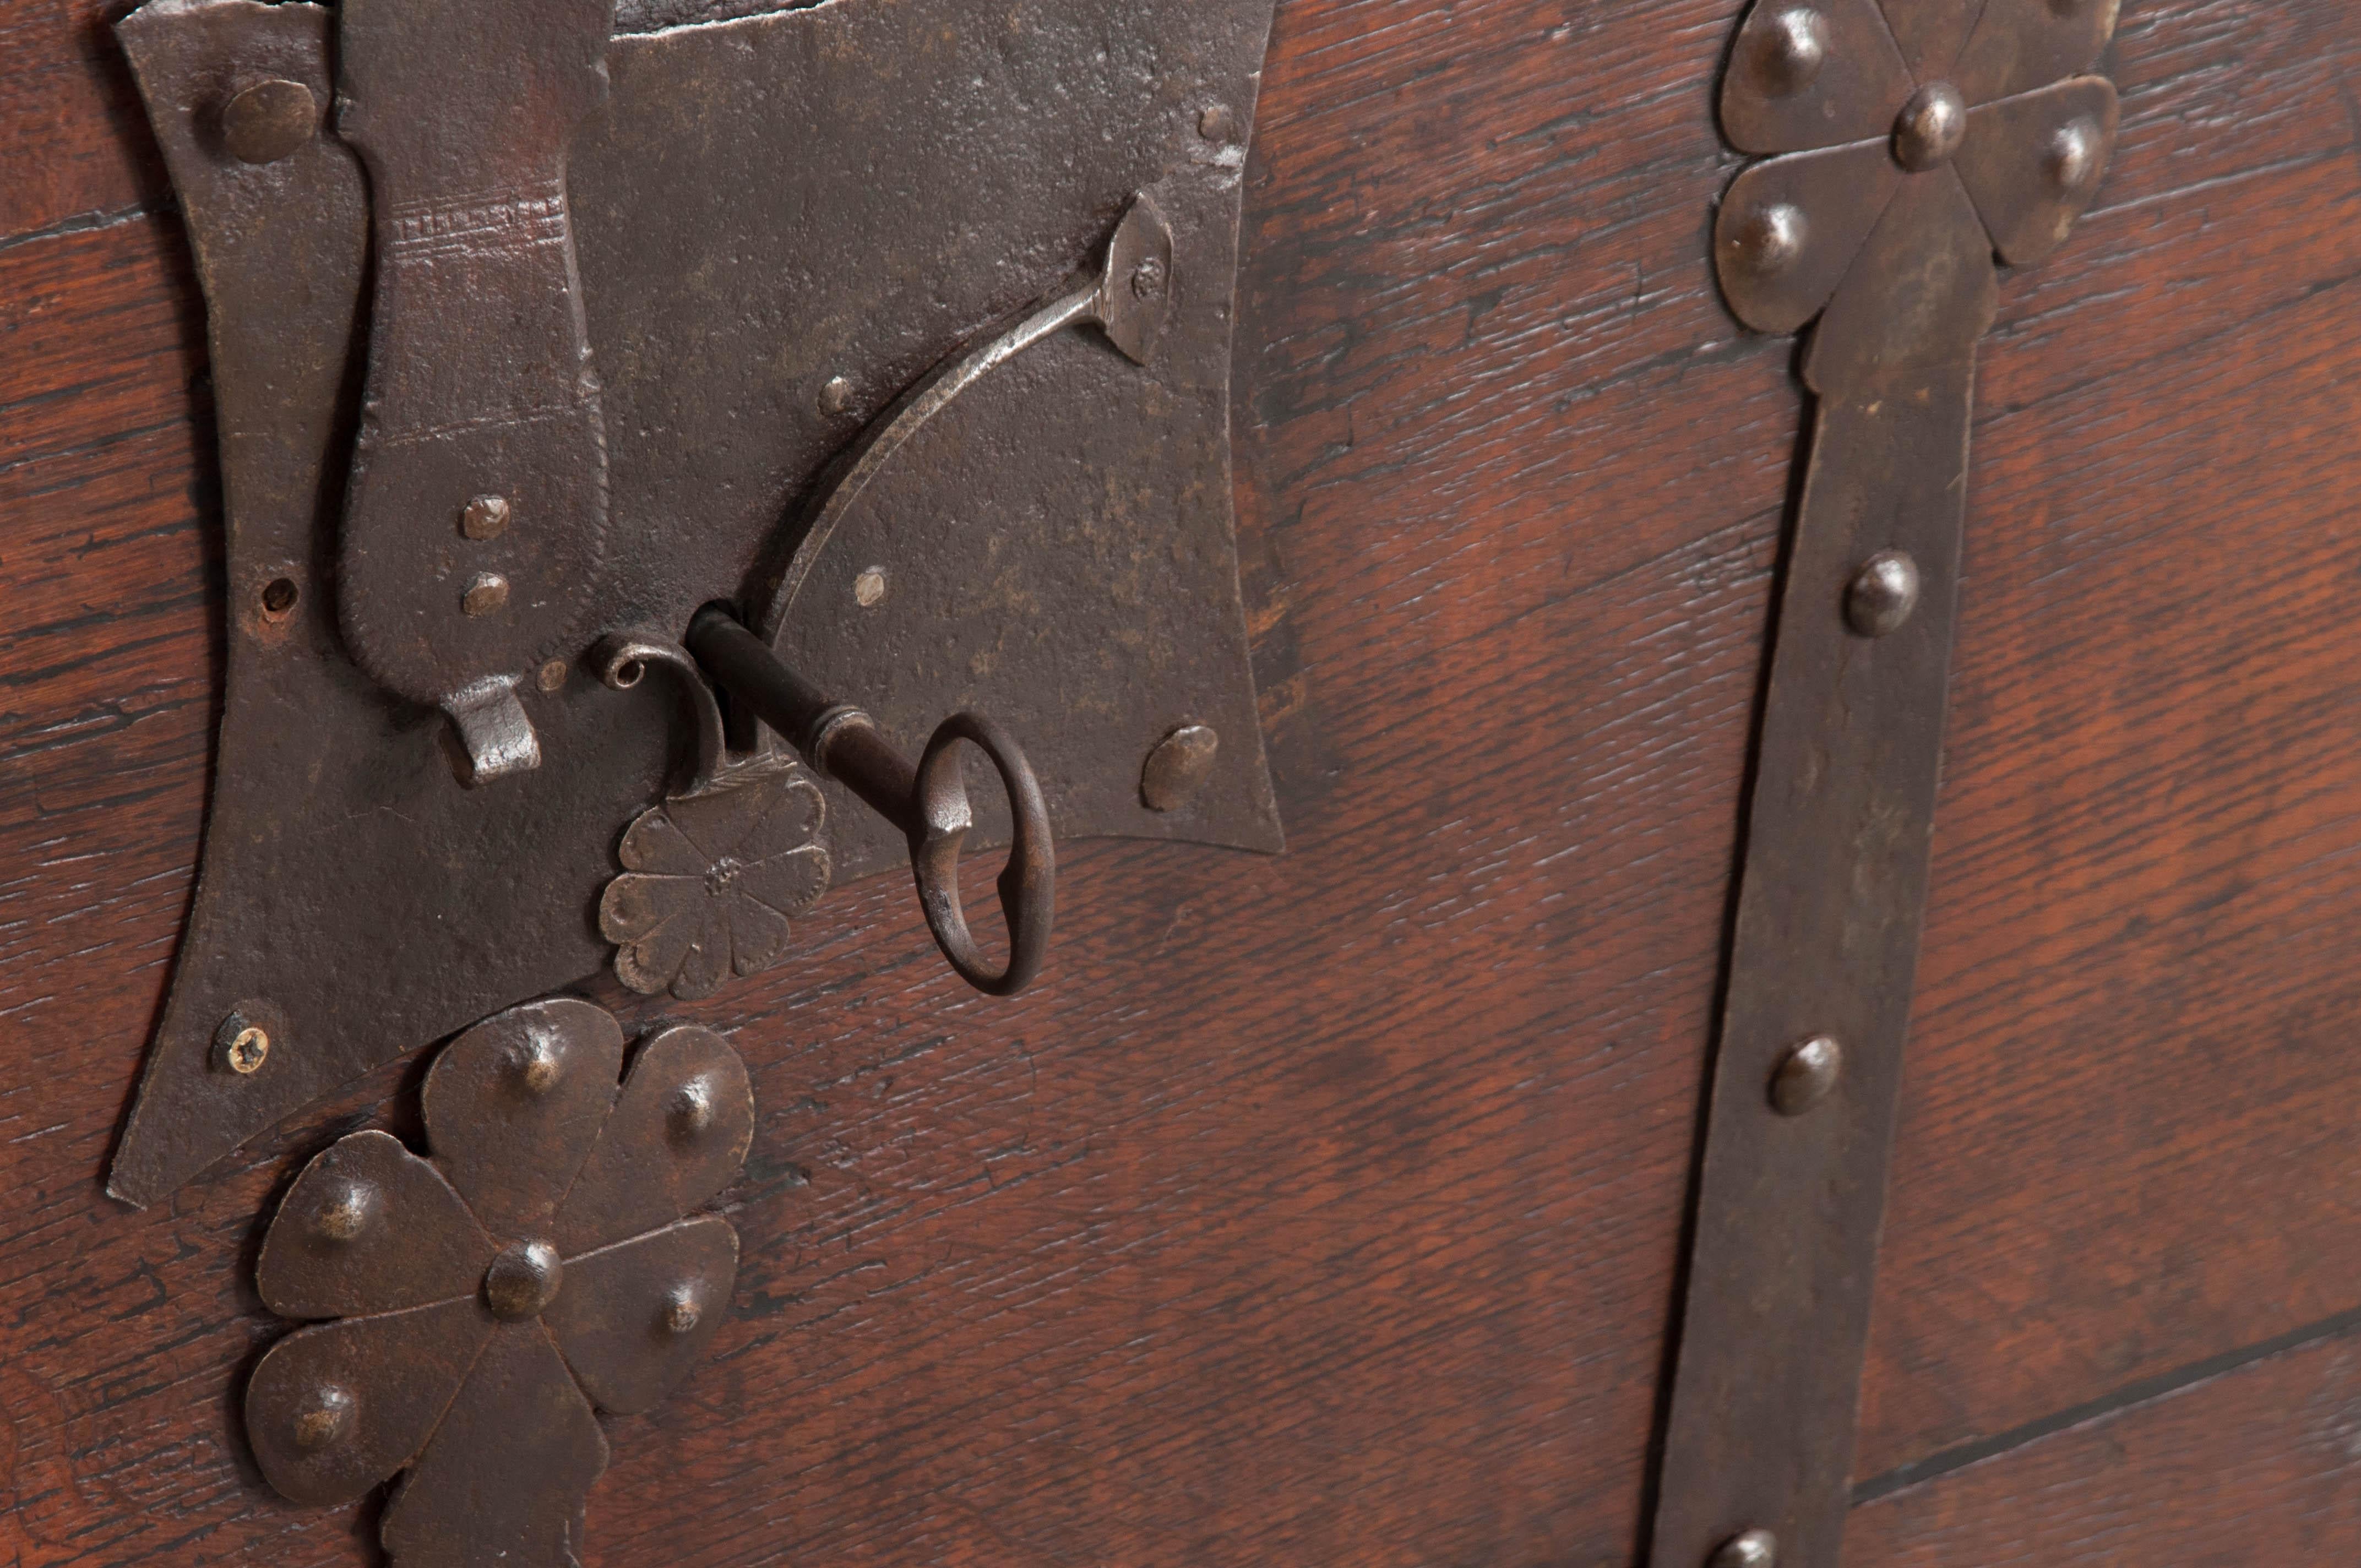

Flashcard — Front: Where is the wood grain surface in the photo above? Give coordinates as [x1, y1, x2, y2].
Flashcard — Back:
[1, 0, 2358, 1564]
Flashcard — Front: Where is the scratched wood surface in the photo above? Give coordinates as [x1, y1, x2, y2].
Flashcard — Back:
[1, 0, 2359, 1564]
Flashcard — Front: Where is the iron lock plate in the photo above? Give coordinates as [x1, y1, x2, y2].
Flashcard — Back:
[111, 0, 1285, 1205]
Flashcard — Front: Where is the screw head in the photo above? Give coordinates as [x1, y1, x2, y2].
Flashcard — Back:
[216, 1021, 270, 1075]
[1894, 81, 1968, 171]
[1710, 1528, 1779, 1568]
[483, 1240, 564, 1321]
[461, 573, 510, 617]
[292, 1384, 356, 1451]
[662, 1283, 703, 1336]
[853, 567, 888, 608]
[1846, 549, 1922, 636]
[819, 375, 857, 417]
[460, 495, 512, 541]
[2048, 116, 2103, 194]
[1198, 103, 1237, 141]
[1770, 1035, 1843, 1115]
[313, 1178, 377, 1243]
[1747, 8, 1829, 98]
[221, 78, 315, 165]
[1730, 202, 1808, 277]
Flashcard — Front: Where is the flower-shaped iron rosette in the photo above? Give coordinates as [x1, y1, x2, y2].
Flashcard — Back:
[245, 999, 752, 1566]
[601, 753, 833, 1000]
[1714, 0, 2120, 395]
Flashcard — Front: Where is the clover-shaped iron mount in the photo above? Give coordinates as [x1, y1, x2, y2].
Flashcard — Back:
[1713, 0, 2120, 394]
[246, 999, 751, 1567]
[601, 752, 833, 1000]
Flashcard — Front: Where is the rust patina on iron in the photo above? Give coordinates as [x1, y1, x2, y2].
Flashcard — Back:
[108, 0, 1284, 1205]
[1655, 3, 2121, 1565]
[246, 998, 749, 1566]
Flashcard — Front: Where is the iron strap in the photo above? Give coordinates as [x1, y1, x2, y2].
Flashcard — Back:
[1649, 363, 1974, 1568]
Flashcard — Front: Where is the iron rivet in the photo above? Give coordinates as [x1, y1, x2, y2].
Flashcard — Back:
[506, 1033, 563, 1095]
[537, 658, 569, 693]
[483, 1240, 563, 1321]
[1731, 203, 1807, 276]
[1845, 549, 1921, 637]
[1748, 8, 1828, 97]
[2048, 116, 2102, 194]
[669, 1077, 717, 1141]
[1130, 255, 1169, 301]
[662, 1284, 702, 1336]
[215, 1014, 271, 1076]
[1893, 81, 1967, 171]
[314, 1178, 377, 1243]
[460, 495, 512, 541]
[1770, 1035, 1843, 1115]
[1198, 103, 1237, 141]
[461, 573, 510, 617]
[292, 1384, 355, 1451]
[1710, 1528, 1778, 1568]
[1141, 723, 1220, 812]
[853, 567, 888, 608]
[220, 78, 315, 166]
[819, 375, 857, 417]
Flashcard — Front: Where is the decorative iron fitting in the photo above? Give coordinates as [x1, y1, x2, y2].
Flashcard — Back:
[246, 999, 750, 1566]
[1652, 3, 2121, 1566]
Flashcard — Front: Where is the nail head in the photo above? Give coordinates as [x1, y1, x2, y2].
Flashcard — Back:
[461, 573, 510, 617]
[221, 78, 316, 165]
[1141, 723, 1220, 812]
[1846, 550, 1922, 637]
[1771, 1035, 1843, 1116]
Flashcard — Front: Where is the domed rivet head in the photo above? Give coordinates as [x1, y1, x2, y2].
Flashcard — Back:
[668, 1077, 717, 1142]
[1730, 203, 1808, 277]
[221, 78, 315, 165]
[1198, 103, 1237, 142]
[483, 1240, 564, 1321]
[292, 1384, 355, 1450]
[1894, 81, 1968, 171]
[1710, 1528, 1779, 1568]
[460, 494, 511, 541]
[1141, 723, 1221, 812]
[662, 1283, 702, 1336]
[2048, 116, 2102, 194]
[1846, 549, 1922, 637]
[819, 375, 857, 417]
[313, 1178, 377, 1243]
[504, 1032, 563, 1096]
[461, 573, 510, 617]
[1748, 8, 1828, 97]
[1770, 1035, 1843, 1116]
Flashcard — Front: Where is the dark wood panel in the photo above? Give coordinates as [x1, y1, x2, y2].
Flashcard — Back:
[0, 0, 165, 244]
[1847, 1318, 2361, 1565]
[0, 1, 1775, 1562]
[1857, 0, 2361, 1479]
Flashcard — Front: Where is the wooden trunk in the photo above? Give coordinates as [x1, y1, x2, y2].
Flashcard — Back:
[4, 1, 2358, 1562]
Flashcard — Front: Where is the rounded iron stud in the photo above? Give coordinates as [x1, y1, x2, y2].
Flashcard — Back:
[1770, 1035, 1843, 1116]
[819, 375, 857, 417]
[662, 1283, 702, 1336]
[1710, 1529, 1778, 1568]
[1893, 81, 1967, 171]
[1747, 8, 1829, 99]
[668, 1076, 717, 1142]
[461, 573, 511, 617]
[2048, 116, 2103, 194]
[292, 1384, 355, 1451]
[1731, 203, 1808, 277]
[221, 78, 316, 166]
[460, 494, 511, 541]
[1198, 103, 1237, 142]
[314, 1178, 377, 1243]
[1845, 550, 1921, 637]
[505, 1032, 563, 1096]
[854, 567, 888, 608]
[483, 1240, 563, 1321]
[1141, 724, 1220, 813]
